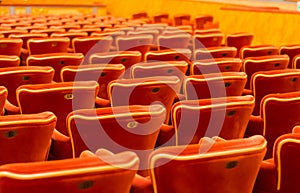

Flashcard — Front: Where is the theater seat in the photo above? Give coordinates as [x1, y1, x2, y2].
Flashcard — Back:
[0, 86, 7, 115]
[0, 111, 57, 165]
[253, 130, 300, 193]
[16, 81, 100, 160]
[161, 95, 254, 146]
[132, 135, 266, 193]
[67, 104, 166, 176]
[27, 37, 70, 55]
[246, 91, 300, 159]
[0, 149, 139, 193]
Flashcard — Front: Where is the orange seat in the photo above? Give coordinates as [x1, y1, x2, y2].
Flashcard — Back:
[26, 53, 84, 82]
[193, 33, 224, 49]
[173, 14, 191, 26]
[108, 76, 181, 124]
[0, 66, 54, 114]
[242, 54, 289, 89]
[0, 55, 20, 68]
[61, 64, 125, 107]
[0, 111, 57, 165]
[194, 46, 237, 60]
[194, 14, 214, 29]
[67, 104, 165, 176]
[246, 91, 300, 159]
[132, 135, 266, 193]
[225, 32, 254, 58]
[249, 69, 300, 116]
[157, 34, 191, 50]
[167, 95, 254, 146]
[240, 44, 279, 59]
[27, 37, 70, 55]
[183, 72, 247, 100]
[291, 53, 300, 69]
[0, 38, 23, 56]
[31, 28, 66, 36]
[279, 44, 300, 68]
[253, 130, 300, 193]
[191, 58, 242, 75]
[0, 150, 139, 193]
[16, 81, 100, 159]
[144, 48, 192, 63]
[72, 36, 113, 61]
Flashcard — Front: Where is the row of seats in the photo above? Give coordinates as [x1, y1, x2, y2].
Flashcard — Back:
[0, 13, 300, 193]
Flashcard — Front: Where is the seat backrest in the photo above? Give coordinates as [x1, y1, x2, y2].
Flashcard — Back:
[72, 36, 113, 59]
[145, 48, 192, 63]
[225, 32, 254, 58]
[272, 133, 300, 193]
[279, 44, 300, 68]
[0, 55, 20, 68]
[149, 135, 266, 193]
[250, 69, 300, 115]
[0, 38, 23, 56]
[172, 95, 254, 145]
[116, 35, 153, 58]
[157, 34, 191, 50]
[191, 58, 242, 75]
[0, 151, 139, 193]
[173, 14, 191, 26]
[131, 61, 188, 87]
[240, 45, 279, 59]
[16, 81, 99, 159]
[194, 46, 237, 60]
[67, 105, 165, 176]
[194, 15, 214, 29]
[0, 111, 57, 165]
[108, 76, 181, 123]
[9, 33, 48, 49]
[26, 53, 84, 82]
[242, 54, 289, 89]
[0, 66, 54, 107]
[193, 33, 224, 49]
[184, 72, 247, 100]
[27, 37, 70, 55]
[260, 91, 300, 159]
[61, 64, 125, 100]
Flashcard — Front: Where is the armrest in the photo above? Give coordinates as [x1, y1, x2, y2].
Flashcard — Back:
[155, 124, 176, 148]
[253, 159, 277, 193]
[130, 174, 153, 193]
[244, 115, 264, 137]
[95, 96, 111, 108]
[242, 88, 253, 96]
[4, 100, 20, 114]
[52, 129, 70, 142]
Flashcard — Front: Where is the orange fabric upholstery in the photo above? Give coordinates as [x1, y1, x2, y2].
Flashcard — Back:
[246, 91, 300, 159]
[190, 58, 242, 75]
[173, 14, 191, 26]
[0, 111, 57, 165]
[279, 44, 300, 68]
[193, 33, 224, 49]
[0, 55, 20, 68]
[108, 76, 181, 124]
[16, 81, 99, 159]
[249, 69, 300, 115]
[0, 66, 54, 114]
[144, 49, 192, 64]
[253, 132, 300, 193]
[61, 63, 125, 107]
[240, 45, 279, 59]
[67, 105, 165, 176]
[157, 34, 191, 51]
[26, 53, 84, 82]
[225, 32, 254, 58]
[194, 46, 237, 60]
[194, 15, 214, 29]
[183, 72, 247, 100]
[0, 150, 139, 193]
[242, 54, 289, 89]
[0, 38, 23, 56]
[168, 95, 254, 146]
[27, 37, 70, 55]
[132, 135, 266, 193]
